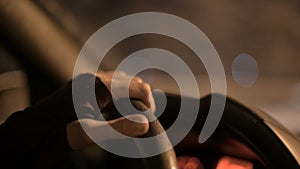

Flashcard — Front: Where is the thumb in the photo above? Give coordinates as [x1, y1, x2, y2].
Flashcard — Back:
[108, 114, 149, 137]
[68, 115, 149, 150]
[80, 114, 149, 142]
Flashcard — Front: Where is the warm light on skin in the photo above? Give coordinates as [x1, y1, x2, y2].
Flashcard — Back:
[216, 156, 253, 169]
[177, 156, 205, 169]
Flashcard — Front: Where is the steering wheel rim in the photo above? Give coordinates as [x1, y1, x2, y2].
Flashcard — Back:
[101, 99, 179, 169]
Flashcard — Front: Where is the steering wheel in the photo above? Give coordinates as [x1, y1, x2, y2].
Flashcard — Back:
[100, 94, 300, 169]
[159, 94, 300, 169]
[101, 99, 179, 169]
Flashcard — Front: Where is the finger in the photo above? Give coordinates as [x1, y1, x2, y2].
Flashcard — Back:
[67, 115, 149, 150]
[129, 82, 156, 113]
[108, 79, 154, 110]
[131, 76, 143, 83]
[148, 91, 156, 113]
[129, 82, 151, 107]
[96, 71, 155, 112]
[108, 114, 149, 137]
[97, 73, 144, 92]
[81, 114, 149, 142]
[97, 71, 130, 80]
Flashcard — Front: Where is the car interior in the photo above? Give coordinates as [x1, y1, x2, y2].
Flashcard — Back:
[0, 1, 299, 169]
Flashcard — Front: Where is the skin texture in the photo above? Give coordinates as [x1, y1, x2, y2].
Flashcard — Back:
[97, 71, 155, 112]
[67, 71, 202, 169]
[67, 71, 154, 149]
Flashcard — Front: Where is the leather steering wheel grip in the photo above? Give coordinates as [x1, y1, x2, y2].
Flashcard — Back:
[102, 99, 179, 169]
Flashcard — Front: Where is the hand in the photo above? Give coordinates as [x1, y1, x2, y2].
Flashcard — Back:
[97, 71, 155, 112]
[67, 71, 155, 150]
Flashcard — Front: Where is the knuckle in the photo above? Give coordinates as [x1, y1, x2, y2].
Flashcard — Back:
[140, 83, 151, 93]
[133, 76, 143, 83]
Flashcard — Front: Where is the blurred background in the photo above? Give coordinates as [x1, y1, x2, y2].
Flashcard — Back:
[0, 0, 299, 144]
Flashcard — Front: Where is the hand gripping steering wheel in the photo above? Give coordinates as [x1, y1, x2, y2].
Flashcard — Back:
[101, 99, 179, 169]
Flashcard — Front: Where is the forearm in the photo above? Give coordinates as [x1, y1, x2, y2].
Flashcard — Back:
[0, 107, 71, 168]
[0, 74, 110, 167]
